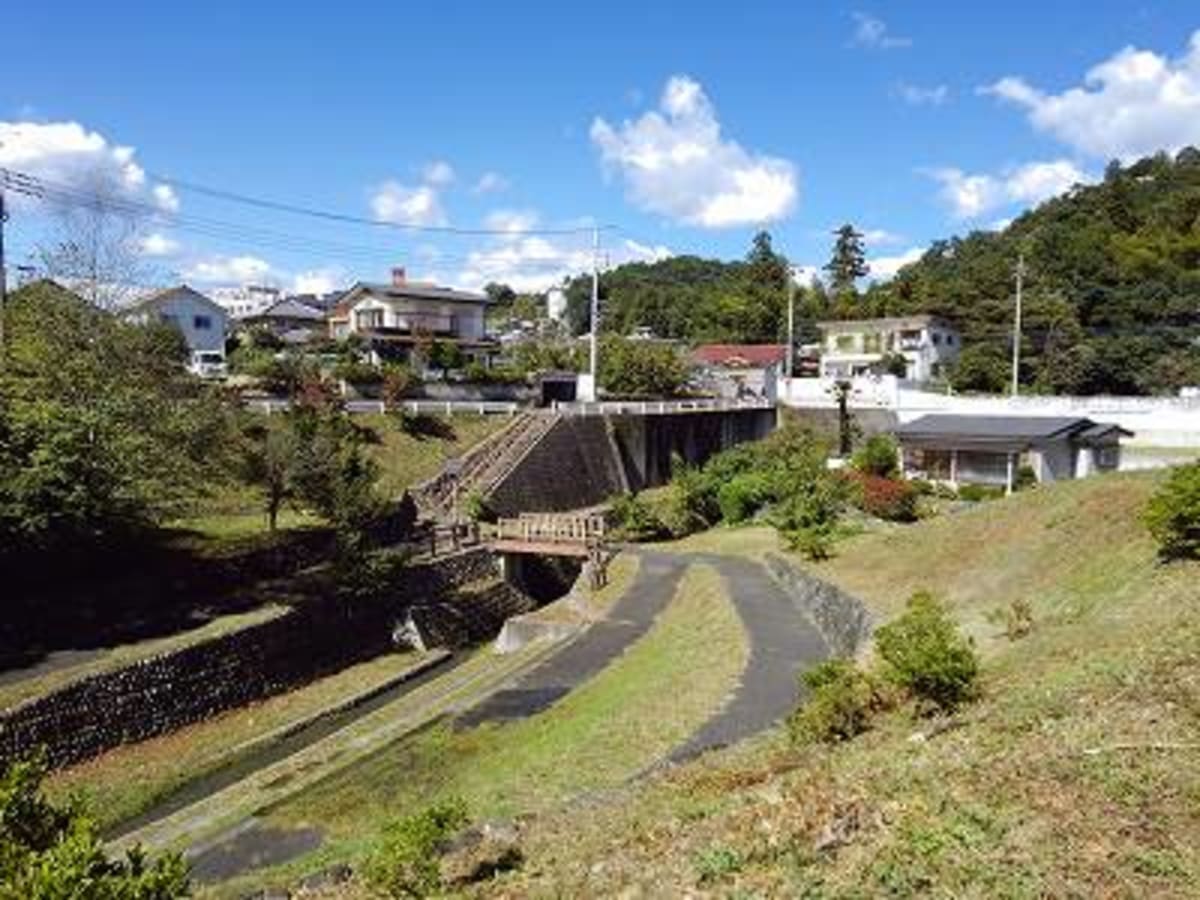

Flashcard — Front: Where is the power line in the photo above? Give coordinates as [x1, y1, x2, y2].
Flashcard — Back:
[146, 170, 615, 236]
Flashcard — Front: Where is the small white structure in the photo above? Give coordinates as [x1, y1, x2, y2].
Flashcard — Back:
[546, 287, 567, 322]
[818, 315, 960, 383]
[895, 414, 1131, 491]
[123, 285, 227, 377]
[209, 284, 282, 319]
[328, 268, 498, 368]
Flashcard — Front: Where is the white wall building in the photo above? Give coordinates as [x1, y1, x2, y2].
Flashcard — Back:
[123, 285, 228, 377]
[210, 284, 283, 319]
[818, 315, 960, 383]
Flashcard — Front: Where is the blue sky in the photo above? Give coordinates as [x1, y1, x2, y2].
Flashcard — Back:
[2, 2, 1198, 294]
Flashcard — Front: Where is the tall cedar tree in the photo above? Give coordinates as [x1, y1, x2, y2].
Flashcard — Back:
[825, 224, 870, 294]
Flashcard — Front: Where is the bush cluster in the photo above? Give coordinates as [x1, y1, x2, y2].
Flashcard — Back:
[845, 471, 919, 522]
[874, 591, 980, 713]
[1144, 461, 1200, 560]
[364, 798, 469, 899]
[790, 591, 981, 746]
[851, 434, 900, 478]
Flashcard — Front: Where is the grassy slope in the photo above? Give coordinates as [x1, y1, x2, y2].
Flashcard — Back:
[221, 563, 748, 897]
[479, 472, 1200, 897]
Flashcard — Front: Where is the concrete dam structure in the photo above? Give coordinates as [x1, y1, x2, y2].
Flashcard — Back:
[485, 404, 778, 516]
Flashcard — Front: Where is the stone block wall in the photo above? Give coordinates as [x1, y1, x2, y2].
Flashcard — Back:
[0, 548, 498, 770]
[763, 554, 874, 656]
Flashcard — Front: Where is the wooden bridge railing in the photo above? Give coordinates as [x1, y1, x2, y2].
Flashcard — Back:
[491, 513, 607, 547]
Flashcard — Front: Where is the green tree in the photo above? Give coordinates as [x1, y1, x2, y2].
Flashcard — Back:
[238, 418, 300, 532]
[597, 336, 689, 397]
[0, 281, 231, 559]
[1144, 462, 1200, 560]
[824, 224, 869, 294]
[0, 757, 189, 898]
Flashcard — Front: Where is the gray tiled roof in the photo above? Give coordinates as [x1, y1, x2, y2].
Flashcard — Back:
[253, 298, 325, 321]
[896, 415, 1094, 441]
[353, 282, 490, 304]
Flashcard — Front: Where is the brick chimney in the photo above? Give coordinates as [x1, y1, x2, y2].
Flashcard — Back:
[391, 267, 407, 287]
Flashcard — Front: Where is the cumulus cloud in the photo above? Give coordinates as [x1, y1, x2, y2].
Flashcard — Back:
[895, 82, 948, 105]
[0, 120, 179, 215]
[445, 216, 671, 293]
[590, 75, 798, 228]
[483, 209, 540, 235]
[292, 267, 345, 295]
[981, 30, 1200, 161]
[370, 180, 446, 226]
[184, 254, 274, 284]
[472, 171, 510, 194]
[869, 246, 924, 280]
[140, 232, 180, 257]
[928, 159, 1092, 218]
[422, 160, 455, 186]
[861, 228, 903, 246]
[851, 12, 911, 50]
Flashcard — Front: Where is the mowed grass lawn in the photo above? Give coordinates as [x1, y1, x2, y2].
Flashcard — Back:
[46, 651, 437, 832]
[478, 470, 1200, 898]
[248, 564, 748, 871]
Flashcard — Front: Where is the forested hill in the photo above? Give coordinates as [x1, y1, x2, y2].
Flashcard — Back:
[865, 148, 1200, 395]
[560, 149, 1200, 396]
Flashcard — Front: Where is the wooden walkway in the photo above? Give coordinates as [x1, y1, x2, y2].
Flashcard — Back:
[489, 513, 607, 558]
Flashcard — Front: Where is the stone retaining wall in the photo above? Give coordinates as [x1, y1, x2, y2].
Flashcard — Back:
[762, 554, 874, 656]
[0, 548, 497, 770]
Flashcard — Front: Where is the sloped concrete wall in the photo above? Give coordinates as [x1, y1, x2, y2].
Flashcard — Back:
[762, 553, 874, 656]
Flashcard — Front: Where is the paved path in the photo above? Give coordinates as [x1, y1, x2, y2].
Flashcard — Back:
[458, 552, 688, 725]
[668, 553, 829, 761]
[459, 548, 830, 761]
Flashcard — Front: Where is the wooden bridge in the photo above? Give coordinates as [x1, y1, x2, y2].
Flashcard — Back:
[488, 513, 607, 557]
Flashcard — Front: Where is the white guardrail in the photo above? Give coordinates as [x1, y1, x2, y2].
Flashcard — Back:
[551, 397, 774, 416]
[243, 398, 522, 416]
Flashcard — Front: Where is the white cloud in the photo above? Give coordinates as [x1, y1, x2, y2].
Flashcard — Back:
[982, 30, 1200, 161]
[422, 160, 455, 186]
[590, 75, 798, 228]
[869, 246, 924, 280]
[790, 264, 822, 286]
[140, 232, 180, 257]
[152, 183, 179, 212]
[184, 254, 274, 285]
[0, 120, 169, 209]
[483, 209, 540, 236]
[292, 267, 344, 295]
[928, 159, 1092, 218]
[861, 228, 903, 247]
[851, 12, 911, 50]
[472, 171, 510, 194]
[895, 82, 948, 105]
[370, 180, 446, 226]
[446, 231, 671, 293]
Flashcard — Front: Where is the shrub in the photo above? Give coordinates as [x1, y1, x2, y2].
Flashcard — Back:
[0, 757, 189, 898]
[874, 591, 980, 713]
[1014, 464, 1038, 491]
[1144, 462, 1200, 560]
[958, 483, 1005, 503]
[716, 472, 771, 524]
[852, 434, 899, 478]
[846, 472, 919, 522]
[609, 493, 669, 541]
[789, 659, 883, 744]
[364, 797, 469, 899]
[334, 358, 384, 386]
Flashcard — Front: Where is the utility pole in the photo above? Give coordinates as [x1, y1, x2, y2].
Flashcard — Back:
[1011, 253, 1025, 397]
[588, 225, 599, 394]
[0, 183, 7, 363]
[785, 269, 796, 379]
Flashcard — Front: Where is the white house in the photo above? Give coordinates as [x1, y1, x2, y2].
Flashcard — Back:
[209, 284, 283, 319]
[123, 285, 228, 377]
[894, 414, 1131, 491]
[328, 268, 497, 367]
[818, 315, 960, 383]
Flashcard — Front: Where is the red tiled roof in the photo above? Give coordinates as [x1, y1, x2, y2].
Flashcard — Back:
[691, 344, 788, 368]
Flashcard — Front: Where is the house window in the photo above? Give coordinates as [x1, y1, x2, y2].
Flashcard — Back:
[863, 333, 882, 354]
[1095, 446, 1119, 469]
[194, 315, 212, 330]
[835, 334, 856, 352]
[946, 334, 955, 346]
[932, 332, 942, 345]
[355, 309, 385, 330]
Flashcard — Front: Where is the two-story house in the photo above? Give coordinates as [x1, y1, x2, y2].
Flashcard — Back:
[817, 315, 960, 383]
[328, 268, 497, 368]
[123, 285, 228, 377]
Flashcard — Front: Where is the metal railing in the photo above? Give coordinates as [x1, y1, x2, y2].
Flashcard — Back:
[550, 397, 773, 416]
[492, 512, 607, 545]
[243, 397, 522, 416]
